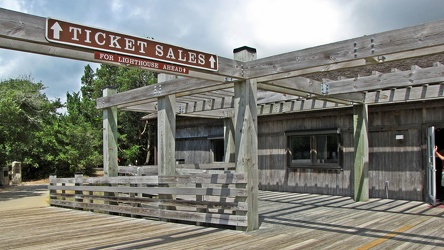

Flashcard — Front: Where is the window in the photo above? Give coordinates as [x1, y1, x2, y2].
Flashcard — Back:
[287, 129, 341, 169]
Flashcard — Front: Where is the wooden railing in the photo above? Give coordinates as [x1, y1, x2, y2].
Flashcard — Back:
[49, 169, 247, 228]
[117, 163, 236, 176]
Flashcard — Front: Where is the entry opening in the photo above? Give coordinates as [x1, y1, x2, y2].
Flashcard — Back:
[435, 128, 444, 202]
[211, 139, 225, 162]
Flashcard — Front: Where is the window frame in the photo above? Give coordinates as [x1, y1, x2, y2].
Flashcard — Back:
[286, 128, 342, 170]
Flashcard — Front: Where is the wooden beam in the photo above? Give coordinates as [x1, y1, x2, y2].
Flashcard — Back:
[258, 99, 341, 115]
[102, 87, 118, 177]
[364, 83, 444, 104]
[257, 83, 315, 98]
[128, 83, 444, 118]
[320, 93, 365, 103]
[258, 77, 322, 95]
[244, 18, 444, 80]
[96, 78, 233, 109]
[224, 116, 235, 162]
[325, 63, 444, 95]
[157, 75, 176, 176]
[178, 109, 231, 119]
[353, 104, 369, 202]
[258, 77, 365, 104]
[0, 8, 244, 80]
[233, 46, 259, 231]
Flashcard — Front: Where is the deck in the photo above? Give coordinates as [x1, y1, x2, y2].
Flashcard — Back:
[1, 185, 443, 249]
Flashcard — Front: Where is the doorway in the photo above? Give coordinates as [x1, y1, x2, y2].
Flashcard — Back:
[435, 127, 444, 203]
[211, 139, 225, 162]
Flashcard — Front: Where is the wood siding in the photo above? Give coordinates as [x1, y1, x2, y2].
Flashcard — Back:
[175, 100, 444, 201]
[176, 118, 223, 163]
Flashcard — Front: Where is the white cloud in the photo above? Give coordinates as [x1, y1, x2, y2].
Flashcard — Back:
[212, 0, 355, 58]
[111, 0, 123, 13]
[1, 0, 444, 102]
[0, 0, 25, 12]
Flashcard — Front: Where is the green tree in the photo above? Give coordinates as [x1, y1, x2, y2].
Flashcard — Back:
[79, 64, 157, 166]
[0, 63, 157, 180]
[0, 77, 63, 179]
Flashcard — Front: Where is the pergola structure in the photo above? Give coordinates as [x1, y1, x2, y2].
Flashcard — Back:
[2, 7, 444, 230]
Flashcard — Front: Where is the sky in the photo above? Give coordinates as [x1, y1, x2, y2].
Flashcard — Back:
[1, 0, 444, 104]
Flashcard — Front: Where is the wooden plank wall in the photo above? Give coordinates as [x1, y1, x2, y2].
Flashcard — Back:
[49, 168, 246, 228]
[257, 108, 353, 197]
[174, 100, 444, 201]
[175, 118, 223, 163]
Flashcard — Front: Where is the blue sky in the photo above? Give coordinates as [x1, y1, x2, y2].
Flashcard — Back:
[1, 0, 444, 104]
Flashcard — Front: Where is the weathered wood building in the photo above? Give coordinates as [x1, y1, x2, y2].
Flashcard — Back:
[2, 8, 444, 230]
[135, 47, 444, 205]
[104, 27, 444, 206]
[167, 53, 444, 203]
[173, 97, 444, 201]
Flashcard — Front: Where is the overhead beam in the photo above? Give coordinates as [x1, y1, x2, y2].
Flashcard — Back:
[257, 83, 313, 99]
[258, 77, 364, 104]
[137, 82, 444, 119]
[96, 78, 233, 109]
[178, 109, 232, 119]
[106, 62, 444, 116]
[244, 18, 444, 80]
[257, 77, 321, 99]
[0, 8, 244, 80]
[325, 63, 444, 95]
[364, 83, 444, 104]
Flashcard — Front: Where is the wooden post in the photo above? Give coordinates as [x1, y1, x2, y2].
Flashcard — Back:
[157, 74, 177, 217]
[353, 104, 369, 202]
[224, 117, 235, 163]
[103, 87, 118, 177]
[49, 174, 57, 206]
[233, 46, 259, 231]
[157, 74, 177, 176]
[74, 173, 83, 209]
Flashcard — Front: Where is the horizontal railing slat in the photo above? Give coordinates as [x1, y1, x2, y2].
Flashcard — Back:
[50, 200, 247, 227]
[50, 200, 160, 217]
[50, 174, 245, 185]
[49, 170, 248, 229]
[159, 173, 246, 184]
[50, 193, 248, 211]
[49, 176, 158, 185]
[160, 209, 247, 227]
[117, 163, 235, 176]
[49, 185, 247, 197]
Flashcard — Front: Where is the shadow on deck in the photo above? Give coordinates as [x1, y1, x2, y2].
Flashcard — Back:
[0, 188, 443, 249]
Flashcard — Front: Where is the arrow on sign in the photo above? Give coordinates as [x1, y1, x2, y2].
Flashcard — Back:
[50, 22, 63, 40]
[209, 56, 216, 69]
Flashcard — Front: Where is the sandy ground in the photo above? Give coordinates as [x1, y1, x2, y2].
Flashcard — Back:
[0, 180, 49, 211]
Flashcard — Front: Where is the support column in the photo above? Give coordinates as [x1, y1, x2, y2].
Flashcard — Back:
[223, 117, 235, 163]
[157, 74, 177, 176]
[233, 46, 259, 231]
[353, 104, 369, 202]
[157, 74, 177, 215]
[103, 87, 118, 177]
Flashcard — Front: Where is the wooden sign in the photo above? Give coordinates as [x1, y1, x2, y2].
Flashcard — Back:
[46, 18, 218, 71]
[94, 52, 189, 74]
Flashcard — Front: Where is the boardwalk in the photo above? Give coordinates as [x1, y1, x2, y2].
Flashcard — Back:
[1, 185, 443, 249]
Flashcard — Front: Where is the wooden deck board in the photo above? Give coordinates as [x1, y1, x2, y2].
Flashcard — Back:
[1, 187, 444, 249]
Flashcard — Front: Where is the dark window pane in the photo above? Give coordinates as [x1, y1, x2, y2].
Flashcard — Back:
[317, 134, 338, 163]
[291, 136, 311, 164]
